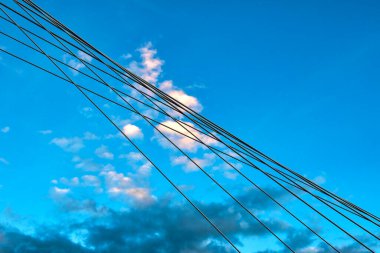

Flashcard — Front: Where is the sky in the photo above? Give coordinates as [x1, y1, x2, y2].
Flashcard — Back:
[0, 0, 379, 252]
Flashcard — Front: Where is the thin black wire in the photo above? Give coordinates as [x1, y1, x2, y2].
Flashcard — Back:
[3, 0, 380, 251]
[14, 5, 296, 251]
[0, 44, 373, 230]
[41, 15, 380, 253]
[43, 12, 378, 225]
[26, 16, 341, 250]
[0, 6, 241, 252]
[0, 6, 350, 216]
[4, 41, 380, 252]
[20, 2, 380, 247]
[15, 0, 380, 237]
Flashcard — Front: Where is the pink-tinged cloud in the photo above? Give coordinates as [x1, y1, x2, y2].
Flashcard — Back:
[122, 124, 144, 139]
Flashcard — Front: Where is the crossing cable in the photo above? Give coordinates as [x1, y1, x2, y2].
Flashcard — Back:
[21, 0, 348, 249]
[0, 5, 346, 213]
[0, 5, 242, 252]
[3, 0, 380, 249]
[38, 11, 378, 225]
[6, 0, 338, 194]
[1, 40, 378, 252]
[13, 5, 296, 251]
[11, 2, 338, 251]
[0, 27, 378, 241]
[1, 25, 370, 230]
[0, 34, 302, 253]
[34, 12, 380, 251]
[18, 2, 380, 235]
[14, 10, 344, 251]
[23, 14, 341, 249]
[0, 44, 374, 231]
[52, 20, 378, 247]
[23, 4, 380, 243]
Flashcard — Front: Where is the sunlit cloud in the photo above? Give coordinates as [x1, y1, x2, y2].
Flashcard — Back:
[122, 124, 144, 139]
[155, 120, 219, 152]
[128, 42, 163, 85]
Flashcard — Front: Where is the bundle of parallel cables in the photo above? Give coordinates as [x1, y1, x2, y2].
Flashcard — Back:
[0, 1, 379, 252]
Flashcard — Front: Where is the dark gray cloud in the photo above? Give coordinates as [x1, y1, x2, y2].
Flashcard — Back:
[0, 187, 376, 253]
[0, 226, 90, 253]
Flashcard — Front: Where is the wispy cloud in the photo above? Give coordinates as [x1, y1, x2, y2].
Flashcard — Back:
[95, 145, 114, 160]
[125, 43, 203, 114]
[38, 129, 53, 135]
[0, 157, 9, 165]
[128, 42, 163, 84]
[121, 53, 132, 60]
[1, 126, 10, 133]
[63, 50, 93, 76]
[171, 153, 216, 173]
[186, 83, 207, 89]
[72, 156, 104, 171]
[51, 137, 84, 153]
[50, 132, 99, 153]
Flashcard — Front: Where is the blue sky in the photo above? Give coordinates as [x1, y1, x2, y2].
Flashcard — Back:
[0, 0, 379, 252]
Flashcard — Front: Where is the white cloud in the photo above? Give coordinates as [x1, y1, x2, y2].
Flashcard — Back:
[158, 80, 203, 112]
[51, 186, 70, 197]
[223, 171, 238, 180]
[1, 126, 10, 133]
[51, 132, 98, 153]
[158, 80, 173, 90]
[102, 170, 132, 190]
[67, 60, 84, 75]
[171, 153, 216, 172]
[77, 51, 92, 62]
[119, 152, 151, 176]
[81, 175, 101, 187]
[99, 166, 154, 205]
[95, 145, 114, 160]
[167, 90, 203, 112]
[155, 120, 219, 152]
[63, 51, 93, 76]
[83, 132, 99, 140]
[137, 162, 152, 176]
[125, 187, 155, 204]
[122, 124, 143, 139]
[120, 152, 143, 161]
[72, 156, 103, 171]
[313, 175, 326, 185]
[125, 42, 203, 119]
[60, 177, 80, 186]
[51, 137, 84, 153]
[128, 42, 163, 85]
[213, 161, 242, 180]
[121, 53, 132, 60]
[186, 83, 206, 89]
[80, 107, 94, 118]
[39, 129, 53, 135]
